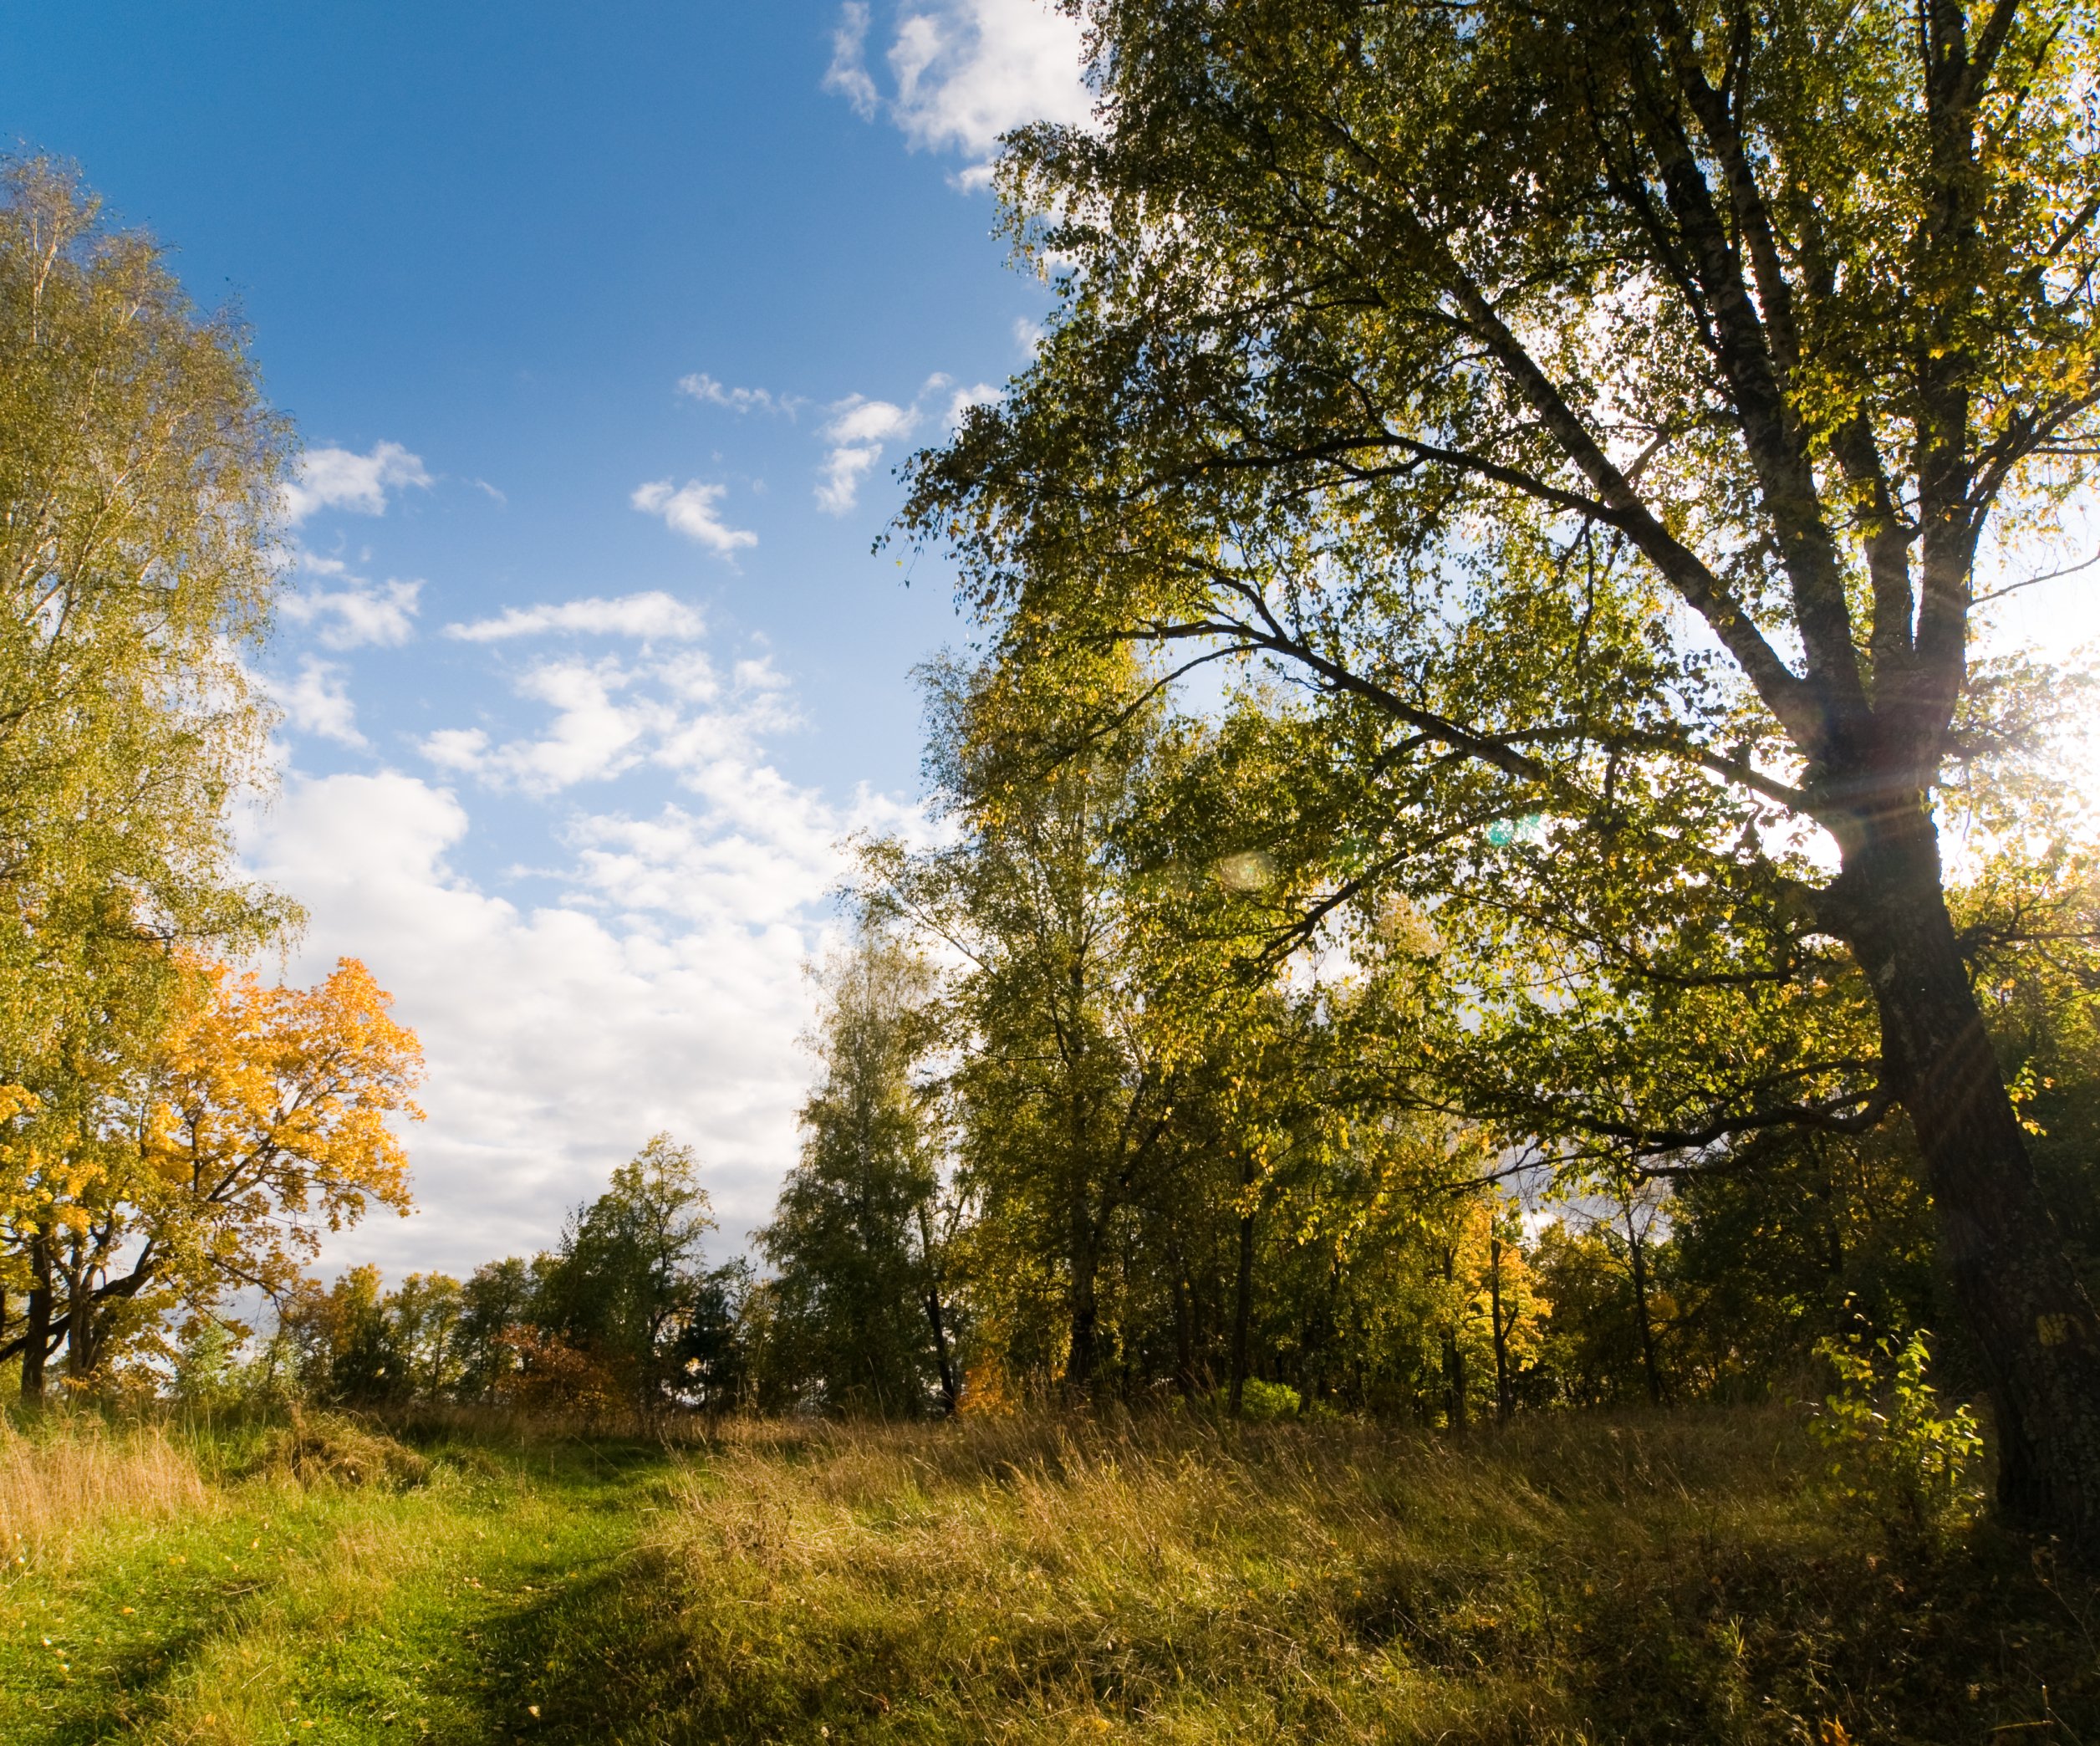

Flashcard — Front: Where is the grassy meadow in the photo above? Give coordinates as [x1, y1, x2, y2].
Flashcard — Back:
[0, 1406, 2091, 1745]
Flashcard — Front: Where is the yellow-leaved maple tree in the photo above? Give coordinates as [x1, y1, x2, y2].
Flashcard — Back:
[2, 956, 422, 1395]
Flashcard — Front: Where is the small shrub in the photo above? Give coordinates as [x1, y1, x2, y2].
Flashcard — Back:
[170, 1320, 240, 1409]
[434, 1443, 507, 1479]
[490, 1325, 624, 1422]
[1235, 1378, 1301, 1422]
[1809, 1329, 1983, 1537]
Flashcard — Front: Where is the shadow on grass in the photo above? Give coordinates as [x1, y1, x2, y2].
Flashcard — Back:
[15, 1585, 273, 1746]
[459, 1537, 940, 1746]
[398, 1437, 716, 1746]
[8, 1437, 697, 1746]
[16, 1415, 2099, 1746]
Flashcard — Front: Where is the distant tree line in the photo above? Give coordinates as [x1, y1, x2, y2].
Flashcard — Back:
[244, 1136, 749, 1418]
[245, 707, 2092, 1433]
[723, 662, 2100, 1430]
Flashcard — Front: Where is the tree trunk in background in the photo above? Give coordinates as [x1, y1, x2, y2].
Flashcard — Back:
[1228, 1154, 1256, 1417]
[64, 1262, 97, 1383]
[924, 1286, 958, 1416]
[1169, 1243, 1197, 1398]
[1840, 809, 2100, 1546]
[1625, 1202, 1664, 1408]
[1489, 1238, 1513, 1424]
[1810, 1139, 1848, 1315]
[1441, 1245, 1468, 1432]
[19, 1235, 51, 1405]
[1065, 1194, 1100, 1409]
[917, 1205, 959, 1415]
[1444, 1332, 1469, 1432]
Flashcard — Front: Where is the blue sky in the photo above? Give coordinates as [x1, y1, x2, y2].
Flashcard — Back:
[0, 0, 1097, 1274]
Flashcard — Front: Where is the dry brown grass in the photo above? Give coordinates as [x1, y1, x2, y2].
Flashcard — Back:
[607, 1412, 1771, 1742]
[0, 1411, 212, 1561]
[568, 1410, 2100, 1743]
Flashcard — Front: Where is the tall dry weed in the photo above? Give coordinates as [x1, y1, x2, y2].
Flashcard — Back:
[0, 1413, 212, 1560]
[638, 1414, 1639, 1741]
[595, 1408, 2092, 1743]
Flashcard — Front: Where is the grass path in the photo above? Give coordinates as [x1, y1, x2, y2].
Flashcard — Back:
[0, 1438, 684, 1745]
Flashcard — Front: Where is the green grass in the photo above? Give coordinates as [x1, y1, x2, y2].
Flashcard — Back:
[0, 1407, 2092, 1744]
[0, 1416, 680, 1743]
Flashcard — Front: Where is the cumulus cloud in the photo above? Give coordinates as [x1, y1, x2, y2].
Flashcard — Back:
[631, 479, 759, 556]
[421, 658, 670, 796]
[824, 395, 920, 448]
[281, 577, 423, 650]
[814, 376, 1001, 513]
[274, 656, 366, 748]
[245, 771, 822, 1266]
[815, 391, 918, 515]
[417, 644, 798, 800]
[945, 380, 1001, 428]
[242, 639, 923, 1274]
[446, 592, 706, 644]
[826, 1, 1093, 180]
[282, 441, 433, 524]
[815, 449, 875, 515]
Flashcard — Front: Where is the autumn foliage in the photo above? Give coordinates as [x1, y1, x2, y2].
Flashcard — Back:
[146, 957, 421, 1296]
[0, 957, 422, 1394]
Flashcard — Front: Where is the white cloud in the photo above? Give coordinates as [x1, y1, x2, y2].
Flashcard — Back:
[945, 380, 1001, 427]
[283, 441, 433, 525]
[421, 658, 669, 796]
[1013, 315, 1044, 356]
[415, 644, 799, 800]
[677, 374, 797, 417]
[826, 1, 1092, 180]
[812, 377, 998, 513]
[274, 656, 366, 748]
[242, 644, 924, 1274]
[815, 392, 922, 514]
[446, 592, 706, 644]
[823, 395, 919, 447]
[823, 1, 880, 117]
[419, 726, 490, 768]
[893, 0, 1093, 157]
[816, 443, 884, 515]
[245, 771, 827, 1267]
[631, 479, 759, 556]
[281, 577, 422, 651]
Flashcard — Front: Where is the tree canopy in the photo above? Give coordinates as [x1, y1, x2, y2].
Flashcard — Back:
[757, 917, 956, 1416]
[0, 160, 293, 1081]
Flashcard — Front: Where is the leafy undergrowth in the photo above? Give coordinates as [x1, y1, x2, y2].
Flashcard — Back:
[0, 1408, 2092, 1744]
